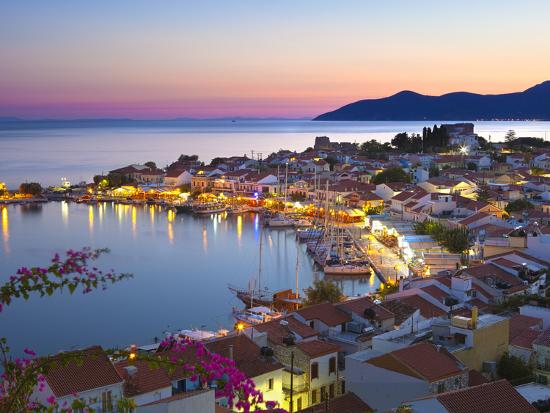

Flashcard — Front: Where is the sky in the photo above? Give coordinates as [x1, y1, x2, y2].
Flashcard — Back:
[1, 0, 550, 119]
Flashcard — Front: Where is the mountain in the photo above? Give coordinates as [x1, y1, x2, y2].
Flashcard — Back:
[314, 81, 550, 121]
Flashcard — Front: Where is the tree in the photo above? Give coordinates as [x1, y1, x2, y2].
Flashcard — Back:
[304, 280, 344, 305]
[505, 198, 534, 213]
[497, 353, 533, 385]
[371, 167, 411, 185]
[210, 157, 226, 166]
[19, 182, 42, 196]
[324, 155, 338, 171]
[505, 130, 517, 145]
[360, 140, 392, 155]
[429, 166, 440, 178]
[467, 162, 477, 171]
[144, 161, 157, 169]
[476, 185, 491, 203]
[178, 154, 199, 162]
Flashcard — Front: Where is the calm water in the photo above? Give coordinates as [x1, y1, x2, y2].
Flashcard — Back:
[0, 202, 378, 355]
[1, 119, 550, 188]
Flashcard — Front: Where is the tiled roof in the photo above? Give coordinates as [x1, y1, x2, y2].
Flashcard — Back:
[436, 379, 537, 413]
[534, 328, 550, 347]
[420, 285, 449, 302]
[115, 359, 171, 396]
[368, 342, 464, 382]
[380, 300, 416, 326]
[299, 392, 373, 413]
[509, 314, 543, 342]
[463, 263, 526, 294]
[295, 302, 351, 327]
[468, 370, 488, 387]
[297, 340, 340, 358]
[205, 334, 282, 378]
[386, 295, 446, 319]
[254, 316, 317, 345]
[458, 211, 491, 226]
[336, 296, 395, 321]
[511, 328, 541, 350]
[44, 346, 123, 397]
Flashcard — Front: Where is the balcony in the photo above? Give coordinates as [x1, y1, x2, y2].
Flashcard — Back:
[282, 382, 309, 394]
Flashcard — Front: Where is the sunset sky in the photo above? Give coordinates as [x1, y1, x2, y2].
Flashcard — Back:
[1, 0, 550, 119]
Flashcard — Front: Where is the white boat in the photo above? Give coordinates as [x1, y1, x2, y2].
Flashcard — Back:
[233, 306, 282, 326]
[227, 205, 249, 214]
[174, 328, 229, 342]
[192, 202, 227, 214]
[323, 263, 371, 275]
[268, 214, 294, 227]
[293, 218, 312, 228]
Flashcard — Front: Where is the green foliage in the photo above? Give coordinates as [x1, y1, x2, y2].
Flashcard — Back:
[467, 162, 477, 171]
[476, 185, 491, 203]
[178, 184, 192, 192]
[18, 182, 42, 196]
[359, 139, 392, 155]
[371, 167, 411, 185]
[504, 129, 517, 144]
[105, 173, 136, 188]
[210, 157, 226, 166]
[324, 155, 338, 171]
[304, 280, 344, 305]
[497, 353, 533, 385]
[429, 166, 440, 178]
[178, 154, 199, 162]
[290, 193, 306, 202]
[363, 205, 384, 215]
[414, 220, 469, 253]
[505, 198, 534, 213]
[391, 132, 423, 153]
[144, 161, 157, 169]
[421, 125, 450, 153]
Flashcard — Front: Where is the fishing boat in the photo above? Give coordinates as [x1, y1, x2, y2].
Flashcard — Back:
[233, 306, 282, 326]
[192, 202, 227, 214]
[267, 163, 293, 227]
[323, 262, 371, 275]
[227, 205, 249, 214]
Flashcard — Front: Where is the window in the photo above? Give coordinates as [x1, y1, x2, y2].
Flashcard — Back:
[311, 389, 317, 404]
[268, 378, 274, 391]
[320, 386, 327, 402]
[329, 383, 335, 398]
[309, 321, 314, 329]
[101, 390, 113, 412]
[545, 358, 550, 370]
[329, 357, 336, 375]
[437, 383, 445, 393]
[311, 362, 319, 379]
[297, 397, 302, 411]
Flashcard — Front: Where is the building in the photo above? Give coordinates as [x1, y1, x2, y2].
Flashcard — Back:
[346, 342, 468, 412]
[136, 389, 217, 413]
[31, 346, 124, 412]
[405, 379, 537, 413]
[114, 359, 172, 406]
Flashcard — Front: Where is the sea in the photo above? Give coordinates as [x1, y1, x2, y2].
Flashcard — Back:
[1, 119, 549, 355]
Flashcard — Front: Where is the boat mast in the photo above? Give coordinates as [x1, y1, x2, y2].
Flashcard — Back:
[258, 226, 263, 295]
[295, 242, 300, 297]
[283, 162, 289, 215]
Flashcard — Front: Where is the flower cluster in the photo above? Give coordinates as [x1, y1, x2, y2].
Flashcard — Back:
[0, 247, 133, 312]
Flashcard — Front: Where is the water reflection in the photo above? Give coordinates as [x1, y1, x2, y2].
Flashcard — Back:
[61, 201, 69, 226]
[1, 207, 9, 254]
[88, 205, 94, 233]
[202, 224, 208, 252]
[131, 207, 137, 237]
[236, 215, 242, 243]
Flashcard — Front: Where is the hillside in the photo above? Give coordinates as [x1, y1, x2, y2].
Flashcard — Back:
[314, 81, 550, 121]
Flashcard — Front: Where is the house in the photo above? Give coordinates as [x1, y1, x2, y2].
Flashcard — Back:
[508, 314, 542, 362]
[346, 342, 468, 412]
[533, 328, 550, 385]
[163, 169, 193, 187]
[297, 392, 372, 413]
[114, 359, 172, 406]
[418, 177, 477, 197]
[31, 346, 124, 412]
[293, 302, 352, 336]
[110, 164, 165, 185]
[136, 389, 217, 413]
[375, 182, 407, 202]
[205, 334, 284, 411]
[404, 379, 537, 413]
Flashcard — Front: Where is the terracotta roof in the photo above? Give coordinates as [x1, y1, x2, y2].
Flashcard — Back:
[297, 339, 340, 358]
[534, 328, 550, 347]
[44, 346, 123, 397]
[434, 276, 452, 289]
[380, 300, 416, 326]
[115, 359, 171, 396]
[368, 342, 464, 382]
[142, 389, 211, 407]
[511, 328, 541, 350]
[254, 316, 318, 345]
[509, 314, 543, 341]
[468, 370, 488, 387]
[420, 285, 449, 302]
[485, 249, 550, 268]
[295, 302, 351, 327]
[205, 334, 282, 378]
[436, 379, 537, 413]
[336, 296, 394, 321]
[386, 295, 446, 319]
[462, 263, 526, 294]
[458, 211, 491, 226]
[299, 392, 373, 413]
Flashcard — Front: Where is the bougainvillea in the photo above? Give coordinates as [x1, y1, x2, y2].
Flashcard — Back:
[0, 248, 286, 412]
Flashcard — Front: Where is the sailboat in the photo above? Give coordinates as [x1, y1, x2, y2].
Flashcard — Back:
[267, 162, 293, 227]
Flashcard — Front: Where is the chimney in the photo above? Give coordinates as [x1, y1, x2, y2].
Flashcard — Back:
[399, 276, 404, 292]
[124, 365, 138, 377]
[229, 344, 234, 361]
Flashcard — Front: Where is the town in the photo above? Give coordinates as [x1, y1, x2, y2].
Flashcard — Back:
[3, 123, 550, 413]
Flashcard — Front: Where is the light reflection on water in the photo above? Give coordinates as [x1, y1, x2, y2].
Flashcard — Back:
[0, 202, 379, 355]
